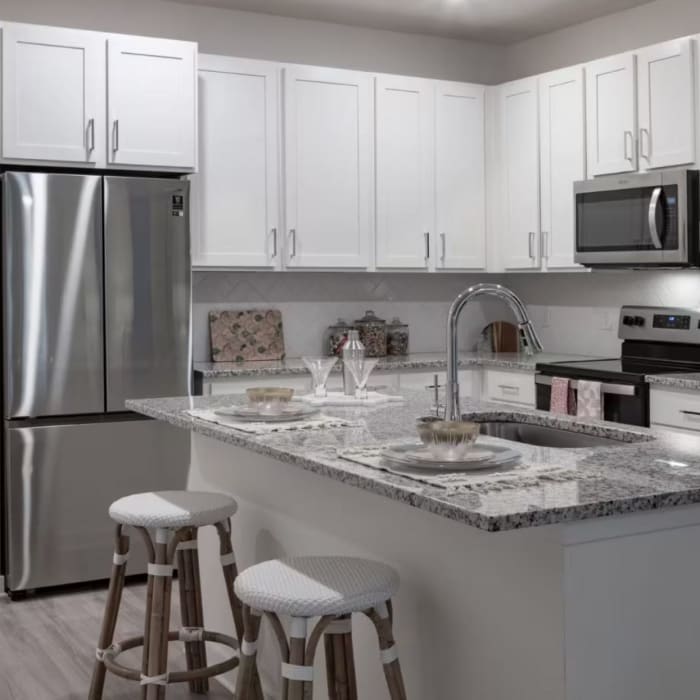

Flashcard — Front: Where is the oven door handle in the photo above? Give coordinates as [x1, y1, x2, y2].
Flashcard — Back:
[648, 186, 664, 250]
[535, 375, 637, 396]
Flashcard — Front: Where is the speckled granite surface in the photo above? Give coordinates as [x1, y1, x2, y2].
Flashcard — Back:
[194, 352, 597, 378]
[128, 390, 700, 533]
[647, 373, 700, 391]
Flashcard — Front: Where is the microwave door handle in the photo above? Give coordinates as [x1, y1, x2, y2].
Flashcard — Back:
[648, 186, 664, 250]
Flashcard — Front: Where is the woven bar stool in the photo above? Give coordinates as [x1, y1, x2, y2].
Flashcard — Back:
[88, 490, 262, 700]
[234, 556, 408, 700]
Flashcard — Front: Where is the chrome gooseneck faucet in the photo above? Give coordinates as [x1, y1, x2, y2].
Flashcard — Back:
[446, 283, 543, 421]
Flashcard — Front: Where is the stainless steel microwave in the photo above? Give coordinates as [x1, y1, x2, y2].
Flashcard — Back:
[574, 169, 699, 267]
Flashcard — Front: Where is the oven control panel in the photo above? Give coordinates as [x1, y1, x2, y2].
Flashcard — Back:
[619, 306, 700, 342]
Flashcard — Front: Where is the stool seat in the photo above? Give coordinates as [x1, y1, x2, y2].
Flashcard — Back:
[234, 556, 399, 617]
[109, 490, 237, 528]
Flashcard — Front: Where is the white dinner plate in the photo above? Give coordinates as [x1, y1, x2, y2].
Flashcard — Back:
[381, 442, 521, 472]
[214, 404, 321, 423]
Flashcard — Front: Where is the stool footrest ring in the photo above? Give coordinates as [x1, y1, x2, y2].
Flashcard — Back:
[102, 629, 239, 684]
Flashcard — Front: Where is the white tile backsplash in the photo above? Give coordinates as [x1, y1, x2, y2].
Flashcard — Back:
[192, 269, 700, 362]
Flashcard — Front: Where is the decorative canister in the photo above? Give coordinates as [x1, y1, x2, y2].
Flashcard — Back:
[326, 318, 354, 357]
[354, 310, 387, 357]
[387, 317, 409, 356]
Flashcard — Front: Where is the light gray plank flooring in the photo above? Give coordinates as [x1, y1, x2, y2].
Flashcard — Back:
[0, 581, 233, 699]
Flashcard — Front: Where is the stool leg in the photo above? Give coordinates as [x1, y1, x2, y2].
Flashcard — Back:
[367, 601, 407, 700]
[324, 615, 357, 700]
[287, 617, 308, 700]
[215, 520, 263, 700]
[88, 525, 130, 700]
[144, 528, 175, 700]
[235, 605, 263, 700]
[177, 527, 208, 694]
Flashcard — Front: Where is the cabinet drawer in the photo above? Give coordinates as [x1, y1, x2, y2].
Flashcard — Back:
[482, 368, 535, 407]
[650, 387, 700, 432]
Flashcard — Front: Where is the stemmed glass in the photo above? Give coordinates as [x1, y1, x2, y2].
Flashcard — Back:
[302, 356, 338, 397]
[345, 358, 379, 400]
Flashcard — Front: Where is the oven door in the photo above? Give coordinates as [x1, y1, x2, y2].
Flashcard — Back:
[574, 170, 693, 267]
[535, 375, 649, 427]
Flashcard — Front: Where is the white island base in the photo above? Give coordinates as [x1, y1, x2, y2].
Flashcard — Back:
[186, 433, 700, 700]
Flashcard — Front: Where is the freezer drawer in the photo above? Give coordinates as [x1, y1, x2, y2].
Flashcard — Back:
[3, 172, 105, 418]
[104, 176, 192, 411]
[5, 417, 190, 592]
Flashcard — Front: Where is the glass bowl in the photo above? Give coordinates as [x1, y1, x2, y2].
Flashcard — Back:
[416, 417, 480, 460]
[246, 387, 295, 415]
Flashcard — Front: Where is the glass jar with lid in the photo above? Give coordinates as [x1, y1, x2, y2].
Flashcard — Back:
[387, 317, 409, 356]
[354, 310, 387, 357]
[326, 318, 354, 357]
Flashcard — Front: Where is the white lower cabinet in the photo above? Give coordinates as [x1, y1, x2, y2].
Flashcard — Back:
[481, 368, 536, 407]
[650, 387, 700, 433]
[193, 56, 280, 268]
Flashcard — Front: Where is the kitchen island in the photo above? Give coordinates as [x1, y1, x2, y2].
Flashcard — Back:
[128, 391, 700, 700]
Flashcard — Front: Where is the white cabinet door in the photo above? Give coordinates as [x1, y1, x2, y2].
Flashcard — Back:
[375, 75, 434, 269]
[539, 67, 585, 270]
[500, 78, 540, 270]
[193, 56, 280, 268]
[284, 66, 372, 268]
[637, 38, 696, 170]
[586, 53, 637, 176]
[2, 23, 104, 164]
[435, 81, 486, 270]
[107, 36, 196, 169]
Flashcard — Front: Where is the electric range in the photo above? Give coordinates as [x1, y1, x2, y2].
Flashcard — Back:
[535, 306, 700, 427]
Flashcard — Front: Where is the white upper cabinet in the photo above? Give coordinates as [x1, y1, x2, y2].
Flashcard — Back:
[2, 23, 105, 165]
[193, 56, 280, 268]
[284, 65, 372, 268]
[500, 78, 540, 270]
[637, 38, 696, 170]
[435, 81, 486, 270]
[539, 67, 585, 270]
[375, 75, 435, 269]
[586, 53, 637, 175]
[107, 36, 197, 169]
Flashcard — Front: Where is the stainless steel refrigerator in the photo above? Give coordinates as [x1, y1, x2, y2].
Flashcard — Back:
[2, 172, 192, 594]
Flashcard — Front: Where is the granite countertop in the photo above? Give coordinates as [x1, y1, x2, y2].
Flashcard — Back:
[127, 391, 700, 533]
[646, 373, 700, 391]
[194, 352, 597, 379]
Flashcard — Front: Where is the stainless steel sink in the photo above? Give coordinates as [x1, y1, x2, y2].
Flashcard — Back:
[476, 421, 627, 449]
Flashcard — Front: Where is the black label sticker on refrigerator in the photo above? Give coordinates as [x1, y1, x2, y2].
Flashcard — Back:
[171, 194, 185, 217]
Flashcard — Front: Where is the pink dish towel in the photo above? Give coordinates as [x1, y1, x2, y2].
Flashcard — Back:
[576, 380, 603, 419]
[550, 377, 574, 415]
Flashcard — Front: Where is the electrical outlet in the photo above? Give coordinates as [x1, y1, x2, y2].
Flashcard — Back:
[593, 310, 615, 331]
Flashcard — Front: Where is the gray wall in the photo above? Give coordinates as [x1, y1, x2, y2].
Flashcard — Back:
[0, 0, 504, 83]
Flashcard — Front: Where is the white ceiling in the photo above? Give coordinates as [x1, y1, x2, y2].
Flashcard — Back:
[167, 0, 655, 43]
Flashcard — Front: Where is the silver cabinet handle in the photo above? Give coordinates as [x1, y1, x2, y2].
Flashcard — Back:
[648, 186, 663, 250]
[497, 384, 520, 394]
[640, 127, 650, 160]
[440, 232, 446, 263]
[624, 130, 634, 162]
[541, 231, 549, 260]
[289, 229, 296, 259]
[112, 119, 119, 152]
[680, 410, 700, 417]
[86, 118, 95, 153]
[271, 228, 278, 258]
[424, 232, 430, 259]
[528, 231, 536, 259]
